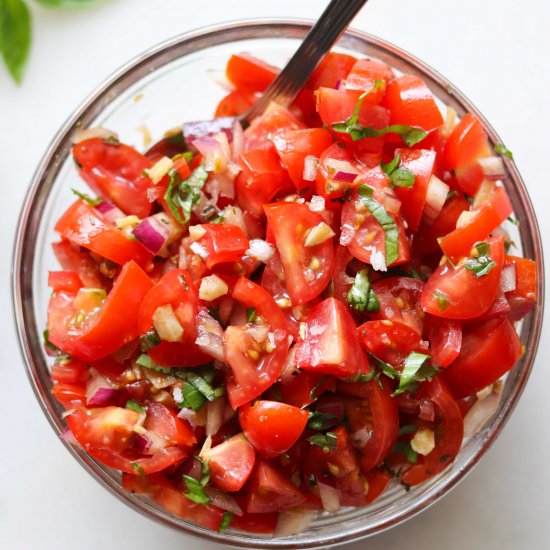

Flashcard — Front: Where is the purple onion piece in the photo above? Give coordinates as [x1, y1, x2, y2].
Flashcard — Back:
[87, 387, 120, 407]
[95, 201, 125, 225]
[183, 117, 235, 145]
[204, 486, 244, 516]
[132, 216, 171, 254]
[134, 433, 152, 454]
[333, 170, 358, 183]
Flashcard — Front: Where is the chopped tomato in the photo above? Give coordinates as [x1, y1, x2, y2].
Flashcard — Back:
[345, 58, 394, 104]
[215, 89, 256, 117]
[424, 315, 462, 368]
[504, 256, 537, 320]
[307, 52, 358, 90]
[195, 223, 249, 269]
[226, 52, 278, 92]
[48, 270, 83, 293]
[52, 239, 106, 289]
[278, 370, 336, 408]
[144, 402, 196, 448]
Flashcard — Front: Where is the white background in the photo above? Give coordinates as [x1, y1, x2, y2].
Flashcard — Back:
[1, 0, 549, 548]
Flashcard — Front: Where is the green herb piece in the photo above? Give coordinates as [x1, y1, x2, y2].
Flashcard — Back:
[495, 143, 514, 160]
[347, 269, 380, 312]
[507, 216, 520, 226]
[357, 184, 399, 266]
[140, 329, 161, 352]
[393, 440, 418, 464]
[347, 371, 375, 383]
[464, 241, 496, 277]
[433, 290, 449, 312]
[219, 511, 233, 532]
[309, 375, 327, 400]
[103, 134, 120, 146]
[126, 400, 145, 413]
[246, 307, 257, 323]
[0, 0, 31, 84]
[71, 188, 101, 206]
[307, 411, 338, 431]
[43, 329, 61, 352]
[394, 352, 436, 395]
[306, 432, 338, 451]
[182, 475, 210, 504]
[185, 371, 224, 402]
[194, 456, 211, 486]
[398, 423, 417, 436]
[136, 353, 174, 375]
[131, 463, 145, 475]
[180, 381, 207, 411]
[381, 155, 416, 188]
[367, 353, 400, 380]
[181, 151, 194, 164]
[164, 164, 208, 223]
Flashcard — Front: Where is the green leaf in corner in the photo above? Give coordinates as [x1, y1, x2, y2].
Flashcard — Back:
[34, 0, 104, 7]
[0, 0, 32, 84]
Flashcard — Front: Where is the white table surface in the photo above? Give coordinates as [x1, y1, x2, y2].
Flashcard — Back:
[1, 0, 549, 548]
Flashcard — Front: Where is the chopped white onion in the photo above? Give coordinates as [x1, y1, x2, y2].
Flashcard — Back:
[189, 225, 207, 241]
[199, 274, 229, 301]
[500, 263, 517, 293]
[442, 106, 457, 139]
[473, 179, 495, 209]
[274, 507, 315, 537]
[189, 241, 208, 259]
[339, 222, 355, 246]
[71, 127, 119, 144]
[222, 205, 248, 236]
[304, 222, 336, 247]
[206, 173, 235, 202]
[303, 155, 319, 181]
[145, 156, 173, 185]
[309, 195, 325, 212]
[232, 119, 245, 161]
[152, 304, 184, 342]
[318, 482, 341, 513]
[247, 325, 270, 343]
[464, 382, 503, 437]
[206, 398, 226, 437]
[115, 215, 140, 230]
[478, 156, 506, 180]
[423, 175, 450, 226]
[456, 210, 477, 229]
[195, 308, 225, 362]
[204, 486, 244, 516]
[177, 406, 207, 427]
[381, 189, 402, 216]
[193, 132, 231, 174]
[246, 239, 275, 263]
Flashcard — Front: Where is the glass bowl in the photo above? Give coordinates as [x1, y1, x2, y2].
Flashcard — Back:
[12, 19, 544, 549]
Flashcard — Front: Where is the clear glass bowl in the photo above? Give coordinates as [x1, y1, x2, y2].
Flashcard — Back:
[12, 19, 544, 549]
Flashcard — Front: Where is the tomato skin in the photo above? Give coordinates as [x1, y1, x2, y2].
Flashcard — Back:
[307, 52, 358, 90]
[239, 401, 308, 458]
[272, 128, 333, 194]
[55, 200, 152, 268]
[73, 138, 153, 218]
[504, 256, 537, 320]
[341, 378, 399, 472]
[144, 403, 196, 448]
[201, 433, 256, 492]
[48, 270, 83, 293]
[246, 460, 306, 513]
[48, 261, 153, 361]
[226, 53, 279, 92]
[295, 298, 368, 377]
[424, 315, 462, 368]
[215, 89, 256, 117]
[196, 223, 249, 269]
[443, 317, 522, 398]
[52, 240, 106, 289]
[421, 236, 504, 320]
[393, 148, 436, 231]
[438, 185, 512, 263]
[345, 58, 395, 104]
[382, 75, 444, 134]
[401, 377, 463, 485]
[264, 202, 334, 306]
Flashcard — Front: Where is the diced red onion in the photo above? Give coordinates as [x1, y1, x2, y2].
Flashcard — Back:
[196, 308, 225, 362]
[204, 486, 244, 516]
[334, 171, 357, 183]
[335, 79, 343, 90]
[318, 481, 341, 513]
[419, 398, 436, 422]
[193, 132, 231, 174]
[186, 457, 203, 480]
[134, 433, 152, 454]
[228, 302, 247, 327]
[423, 175, 449, 225]
[232, 119, 245, 161]
[274, 507, 315, 537]
[183, 117, 234, 144]
[60, 428, 81, 447]
[177, 406, 207, 428]
[87, 387, 119, 407]
[303, 155, 319, 181]
[326, 159, 359, 181]
[132, 215, 171, 255]
[500, 264, 517, 293]
[247, 325, 270, 343]
[95, 201, 125, 225]
[478, 156, 506, 180]
[464, 384, 502, 437]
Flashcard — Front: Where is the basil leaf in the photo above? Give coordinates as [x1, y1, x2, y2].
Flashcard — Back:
[307, 411, 338, 431]
[333, 120, 428, 147]
[140, 329, 161, 351]
[246, 307, 257, 323]
[126, 400, 145, 413]
[346, 80, 384, 127]
[180, 382, 207, 411]
[367, 352, 400, 379]
[72, 188, 101, 206]
[347, 269, 380, 312]
[380, 155, 400, 176]
[394, 352, 436, 395]
[183, 475, 210, 504]
[131, 463, 145, 475]
[136, 353, 174, 375]
[495, 143, 514, 160]
[186, 371, 224, 402]
[195, 456, 211, 486]
[164, 164, 207, 223]
[357, 184, 399, 266]
[306, 432, 338, 451]
[464, 241, 496, 278]
[0, 0, 31, 83]
[433, 290, 449, 312]
[381, 155, 416, 188]
[219, 511, 233, 532]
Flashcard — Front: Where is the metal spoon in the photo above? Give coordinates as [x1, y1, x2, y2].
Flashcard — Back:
[183, 0, 369, 140]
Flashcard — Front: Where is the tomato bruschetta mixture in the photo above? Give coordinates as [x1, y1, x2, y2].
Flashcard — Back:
[45, 51, 536, 536]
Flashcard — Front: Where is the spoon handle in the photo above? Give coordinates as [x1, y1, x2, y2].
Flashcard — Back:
[243, 0, 369, 124]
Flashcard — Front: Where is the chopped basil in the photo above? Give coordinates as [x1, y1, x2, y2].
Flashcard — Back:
[136, 353, 175, 375]
[507, 215, 520, 227]
[131, 463, 145, 475]
[182, 475, 210, 504]
[71, 188, 101, 206]
[309, 375, 328, 400]
[219, 511, 234, 532]
[307, 432, 338, 451]
[196, 456, 211, 486]
[357, 184, 399, 266]
[164, 163, 208, 223]
[433, 290, 449, 312]
[182, 151, 194, 164]
[126, 400, 145, 413]
[344, 80, 384, 127]
[180, 381, 207, 411]
[185, 371, 225, 402]
[140, 329, 161, 352]
[347, 269, 380, 312]
[464, 241, 496, 277]
[393, 440, 418, 464]
[103, 135, 120, 146]
[246, 307, 257, 323]
[367, 352, 400, 380]
[381, 155, 416, 188]
[394, 352, 437, 395]
[495, 143, 514, 160]
[332, 119, 428, 147]
[307, 411, 338, 431]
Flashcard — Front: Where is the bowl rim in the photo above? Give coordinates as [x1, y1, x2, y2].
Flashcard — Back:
[11, 17, 545, 549]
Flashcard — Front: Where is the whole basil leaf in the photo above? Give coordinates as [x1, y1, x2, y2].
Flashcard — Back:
[0, 0, 31, 83]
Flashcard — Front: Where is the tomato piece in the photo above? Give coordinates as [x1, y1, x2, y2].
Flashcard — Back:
[48, 270, 83, 293]
[55, 200, 152, 268]
[358, 320, 422, 366]
[51, 360, 87, 385]
[48, 261, 153, 361]
[239, 401, 308, 458]
[215, 89, 256, 117]
[52, 240, 106, 289]
[307, 52, 357, 90]
[226, 53, 279, 92]
[52, 382, 86, 407]
[401, 378, 463, 485]
[341, 378, 399, 472]
[230, 512, 278, 534]
[424, 315, 462, 368]
[369, 277, 425, 334]
[236, 147, 293, 216]
[422, 236, 504, 319]
[443, 114, 491, 195]
[72, 138, 153, 218]
[144, 402, 195, 448]
[392, 148, 436, 231]
[246, 460, 305, 513]
[264, 202, 334, 305]
[295, 298, 368, 377]
[443, 317, 522, 398]
[195, 223, 249, 269]
[278, 370, 336, 408]
[382, 75, 444, 134]
[504, 256, 537, 320]
[272, 128, 333, 194]
[138, 269, 210, 367]
[438, 184, 512, 263]
[364, 468, 392, 503]
[201, 433, 256, 492]
[345, 58, 395, 104]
